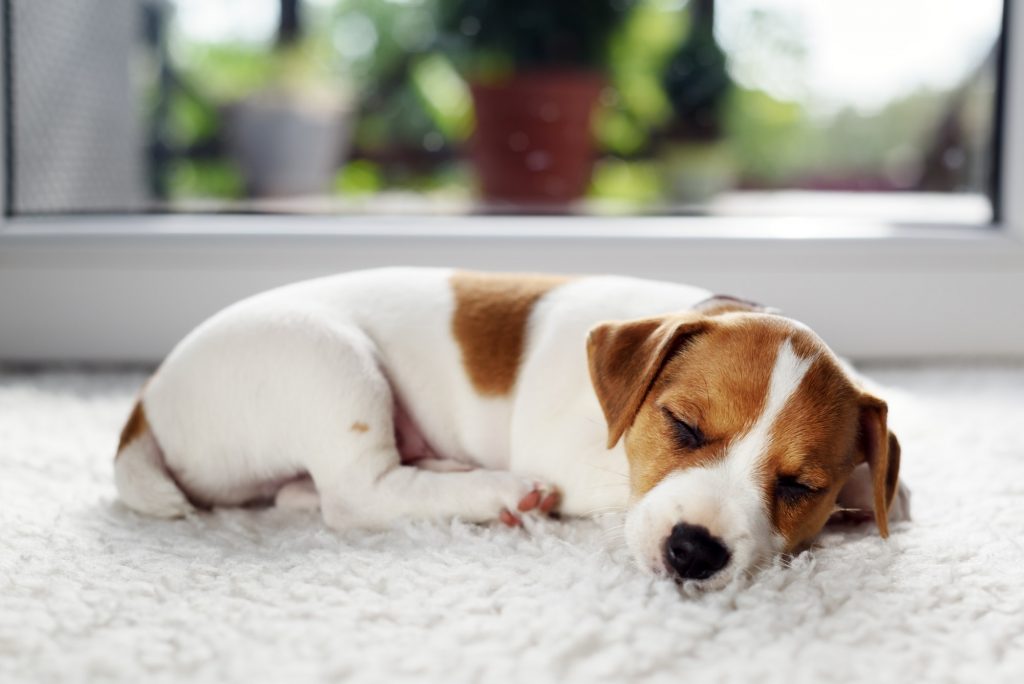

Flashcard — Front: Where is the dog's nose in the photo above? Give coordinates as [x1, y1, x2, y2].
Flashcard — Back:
[663, 523, 731, 580]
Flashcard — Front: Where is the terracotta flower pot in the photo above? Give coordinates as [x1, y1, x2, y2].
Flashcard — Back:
[469, 72, 604, 208]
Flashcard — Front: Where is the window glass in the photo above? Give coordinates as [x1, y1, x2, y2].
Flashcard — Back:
[6, 0, 1005, 222]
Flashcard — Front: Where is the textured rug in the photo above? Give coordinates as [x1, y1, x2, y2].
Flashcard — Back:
[1, 365, 1023, 683]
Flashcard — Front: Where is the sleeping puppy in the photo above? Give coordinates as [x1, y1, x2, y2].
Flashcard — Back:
[115, 268, 910, 589]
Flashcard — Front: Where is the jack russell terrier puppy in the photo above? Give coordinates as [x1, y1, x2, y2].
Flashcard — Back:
[115, 268, 909, 588]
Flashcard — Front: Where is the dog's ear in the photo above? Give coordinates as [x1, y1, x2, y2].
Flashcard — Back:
[852, 393, 901, 538]
[587, 315, 706, 449]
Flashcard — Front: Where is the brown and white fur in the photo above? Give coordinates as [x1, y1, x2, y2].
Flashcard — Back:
[115, 267, 909, 589]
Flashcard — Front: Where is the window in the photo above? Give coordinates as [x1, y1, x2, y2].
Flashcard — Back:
[1, 0, 1022, 363]
[3, 0, 1008, 223]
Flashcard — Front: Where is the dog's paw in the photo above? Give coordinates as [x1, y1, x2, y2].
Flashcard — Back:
[498, 480, 561, 527]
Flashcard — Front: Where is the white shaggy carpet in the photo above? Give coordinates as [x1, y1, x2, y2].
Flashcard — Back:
[2, 365, 1023, 683]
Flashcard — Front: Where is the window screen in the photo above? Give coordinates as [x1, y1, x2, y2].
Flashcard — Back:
[3, 0, 1007, 222]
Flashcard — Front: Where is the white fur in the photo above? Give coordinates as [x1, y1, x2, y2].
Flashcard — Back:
[624, 338, 814, 588]
[114, 429, 194, 519]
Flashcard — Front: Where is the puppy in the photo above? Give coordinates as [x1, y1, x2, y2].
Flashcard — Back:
[115, 268, 909, 588]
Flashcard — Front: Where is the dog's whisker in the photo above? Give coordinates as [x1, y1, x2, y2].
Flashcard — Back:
[583, 505, 628, 516]
[583, 464, 631, 480]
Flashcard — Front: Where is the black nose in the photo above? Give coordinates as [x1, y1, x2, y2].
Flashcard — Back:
[664, 523, 731, 580]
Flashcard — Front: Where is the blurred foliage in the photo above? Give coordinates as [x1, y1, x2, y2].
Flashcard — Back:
[333, 0, 441, 82]
[175, 44, 277, 102]
[590, 159, 664, 204]
[723, 86, 955, 188]
[723, 87, 805, 184]
[596, 0, 688, 155]
[167, 84, 219, 147]
[410, 54, 473, 141]
[437, 0, 637, 80]
[798, 90, 953, 188]
[662, 0, 731, 140]
[168, 159, 244, 198]
[402, 164, 473, 194]
[158, 0, 985, 206]
[335, 159, 383, 195]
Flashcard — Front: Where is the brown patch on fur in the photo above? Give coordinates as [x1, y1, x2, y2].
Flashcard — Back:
[350, 421, 370, 433]
[885, 431, 902, 513]
[856, 392, 899, 537]
[763, 352, 862, 551]
[618, 315, 790, 497]
[451, 271, 570, 396]
[587, 315, 706, 449]
[116, 400, 148, 457]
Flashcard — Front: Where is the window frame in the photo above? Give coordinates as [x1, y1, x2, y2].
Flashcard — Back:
[1, 2, 1023, 362]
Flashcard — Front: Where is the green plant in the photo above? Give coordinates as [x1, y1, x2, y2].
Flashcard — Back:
[596, 0, 689, 155]
[178, 42, 349, 105]
[438, 0, 637, 79]
[662, 0, 732, 141]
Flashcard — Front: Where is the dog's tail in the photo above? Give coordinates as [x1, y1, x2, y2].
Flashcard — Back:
[114, 399, 194, 518]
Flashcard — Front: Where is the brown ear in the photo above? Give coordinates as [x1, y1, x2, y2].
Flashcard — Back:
[857, 393, 901, 538]
[586, 315, 706, 449]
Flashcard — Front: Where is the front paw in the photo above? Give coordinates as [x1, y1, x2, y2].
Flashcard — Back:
[498, 481, 561, 527]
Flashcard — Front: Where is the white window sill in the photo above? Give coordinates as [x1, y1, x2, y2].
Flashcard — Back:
[144, 189, 993, 225]
[2, 211, 1022, 267]
[1, 212, 1023, 362]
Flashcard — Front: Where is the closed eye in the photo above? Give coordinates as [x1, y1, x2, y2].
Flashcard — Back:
[662, 408, 705, 449]
[775, 475, 822, 503]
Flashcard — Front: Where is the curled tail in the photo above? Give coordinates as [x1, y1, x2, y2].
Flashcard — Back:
[114, 400, 194, 518]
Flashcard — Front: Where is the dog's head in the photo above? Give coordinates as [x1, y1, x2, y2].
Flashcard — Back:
[587, 300, 901, 589]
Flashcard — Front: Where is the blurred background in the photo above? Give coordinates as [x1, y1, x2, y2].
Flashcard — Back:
[7, 0, 1005, 221]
